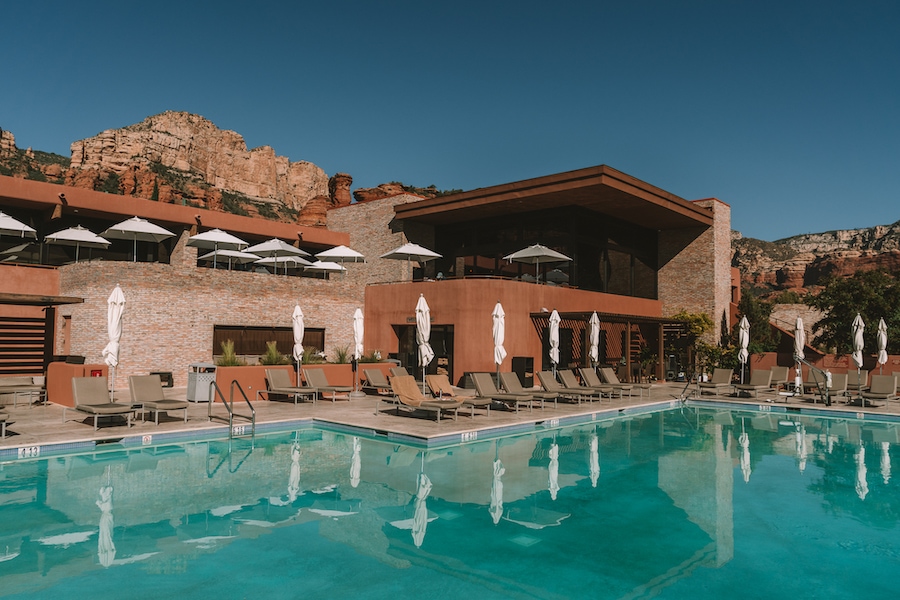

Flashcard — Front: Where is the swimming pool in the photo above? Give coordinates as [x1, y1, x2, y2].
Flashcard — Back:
[1, 407, 897, 599]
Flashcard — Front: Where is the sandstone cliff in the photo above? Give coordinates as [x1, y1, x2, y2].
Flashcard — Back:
[733, 222, 900, 297]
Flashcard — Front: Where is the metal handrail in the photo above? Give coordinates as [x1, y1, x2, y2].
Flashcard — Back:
[207, 380, 256, 435]
[794, 354, 831, 406]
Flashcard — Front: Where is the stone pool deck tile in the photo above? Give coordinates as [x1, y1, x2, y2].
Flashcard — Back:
[2, 381, 899, 451]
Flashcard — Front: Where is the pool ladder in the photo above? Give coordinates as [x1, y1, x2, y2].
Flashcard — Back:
[208, 379, 256, 437]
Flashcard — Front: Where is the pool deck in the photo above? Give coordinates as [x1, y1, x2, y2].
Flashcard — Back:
[2, 381, 899, 454]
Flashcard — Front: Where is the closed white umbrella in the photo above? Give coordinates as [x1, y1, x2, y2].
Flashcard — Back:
[549, 310, 561, 375]
[380, 242, 441, 280]
[292, 305, 304, 386]
[738, 316, 750, 384]
[489, 458, 505, 525]
[876, 318, 888, 374]
[589, 433, 600, 488]
[503, 244, 572, 283]
[416, 294, 434, 394]
[856, 444, 869, 500]
[350, 437, 361, 489]
[0, 211, 37, 239]
[412, 470, 432, 548]
[794, 317, 805, 391]
[102, 216, 175, 262]
[589, 312, 601, 367]
[102, 285, 126, 402]
[851, 314, 865, 404]
[492, 302, 506, 385]
[187, 228, 248, 268]
[45, 225, 110, 262]
[548, 442, 560, 501]
[198, 249, 261, 270]
[352, 308, 365, 398]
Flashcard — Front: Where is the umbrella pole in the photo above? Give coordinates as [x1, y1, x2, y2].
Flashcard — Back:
[133, 237, 137, 262]
[109, 365, 115, 403]
[858, 368, 864, 408]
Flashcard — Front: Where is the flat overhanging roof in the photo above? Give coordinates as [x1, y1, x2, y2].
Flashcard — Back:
[0, 293, 84, 306]
[394, 165, 714, 230]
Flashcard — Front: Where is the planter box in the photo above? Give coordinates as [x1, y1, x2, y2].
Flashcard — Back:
[215, 363, 396, 401]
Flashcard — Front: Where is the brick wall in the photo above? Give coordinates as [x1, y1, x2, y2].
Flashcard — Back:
[57, 230, 366, 387]
[658, 199, 732, 343]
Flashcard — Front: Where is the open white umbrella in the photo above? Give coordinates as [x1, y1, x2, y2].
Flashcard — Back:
[198, 249, 261, 270]
[856, 444, 869, 500]
[503, 244, 572, 283]
[794, 317, 805, 391]
[187, 228, 248, 268]
[548, 442, 560, 501]
[316, 245, 365, 278]
[97, 478, 116, 568]
[102, 285, 126, 402]
[489, 457, 505, 525]
[45, 225, 110, 262]
[412, 470, 433, 548]
[738, 316, 750, 384]
[0, 211, 37, 239]
[589, 312, 601, 367]
[549, 310, 561, 375]
[851, 314, 865, 404]
[247, 239, 310, 274]
[304, 260, 346, 279]
[381, 242, 442, 280]
[350, 437, 361, 489]
[492, 302, 506, 385]
[102, 216, 175, 262]
[589, 433, 600, 488]
[416, 294, 434, 394]
[255, 255, 312, 273]
[292, 305, 304, 386]
[352, 308, 365, 398]
[876, 318, 888, 374]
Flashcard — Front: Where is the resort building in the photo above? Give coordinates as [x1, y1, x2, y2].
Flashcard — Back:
[0, 164, 733, 388]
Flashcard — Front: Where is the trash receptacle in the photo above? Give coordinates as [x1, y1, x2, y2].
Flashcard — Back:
[187, 363, 217, 402]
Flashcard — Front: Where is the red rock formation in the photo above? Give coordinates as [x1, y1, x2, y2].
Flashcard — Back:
[296, 195, 329, 227]
[329, 173, 353, 206]
[353, 183, 409, 203]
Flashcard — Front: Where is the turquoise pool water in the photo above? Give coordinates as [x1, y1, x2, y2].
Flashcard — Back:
[1, 407, 898, 599]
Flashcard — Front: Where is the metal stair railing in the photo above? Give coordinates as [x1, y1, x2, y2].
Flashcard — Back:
[207, 379, 256, 436]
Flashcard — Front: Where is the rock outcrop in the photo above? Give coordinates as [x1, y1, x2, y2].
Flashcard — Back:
[0, 128, 16, 157]
[733, 222, 900, 296]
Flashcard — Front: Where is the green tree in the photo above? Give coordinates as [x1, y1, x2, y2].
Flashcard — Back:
[735, 292, 778, 353]
[805, 270, 900, 353]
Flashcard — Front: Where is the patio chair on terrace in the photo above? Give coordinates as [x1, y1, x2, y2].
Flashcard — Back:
[381, 375, 463, 422]
[536, 371, 595, 404]
[302, 368, 353, 402]
[769, 366, 791, 391]
[698, 368, 734, 397]
[471, 372, 538, 412]
[426, 374, 492, 418]
[860, 374, 898, 407]
[499, 372, 558, 409]
[68, 376, 134, 430]
[263, 368, 317, 405]
[557, 369, 610, 401]
[733, 369, 773, 399]
[598, 367, 651, 398]
[129, 374, 190, 424]
[847, 369, 869, 393]
[362, 369, 393, 396]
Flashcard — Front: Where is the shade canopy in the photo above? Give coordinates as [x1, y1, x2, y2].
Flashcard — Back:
[45, 226, 111, 262]
[381, 243, 442, 262]
[0, 211, 37, 239]
[316, 245, 365, 263]
[304, 260, 347, 274]
[246, 238, 311, 258]
[199, 249, 261, 264]
[102, 216, 175, 261]
[503, 244, 571, 282]
[186, 228, 248, 251]
[255, 255, 313, 271]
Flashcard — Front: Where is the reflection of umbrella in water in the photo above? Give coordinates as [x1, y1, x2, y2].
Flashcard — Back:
[101, 216, 175, 262]
[548, 442, 560, 500]
[412, 470, 433, 548]
[288, 441, 302, 503]
[97, 469, 116, 567]
[489, 458, 505, 525]
[45, 225, 110, 262]
[739, 418, 751, 483]
[881, 442, 891, 484]
[350, 437, 361, 488]
[856, 444, 868, 500]
[589, 434, 600, 488]
[795, 424, 807, 473]
[503, 506, 570, 529]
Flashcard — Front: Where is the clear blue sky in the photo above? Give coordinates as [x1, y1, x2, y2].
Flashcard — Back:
[3, 1, 898, 241]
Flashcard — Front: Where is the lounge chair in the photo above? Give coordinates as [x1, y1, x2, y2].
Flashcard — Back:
[362, 369, 393, 396]
[847, 369, 869, 393]
[471, 372, 539, 412]
[499, 371, 558, 409]
[129, 374, 190, 424]
[768, 366, 790, 391]
[597, 367, 651, 398]
[68, 376, 134, 430]
[302, 368, 353, 402]
[382, 375, 463, 422]
[698, 368, 734, 396]
[733, 369, 773, 398]
[263, 368, 317, 405]
[803, 372, 847, 404]
[0, 412, 7, 439]
[390, 366, 412, 378]
[860, 374, 898, 407]
[426, 374, 492, 417]
[558, 370, 610, 401]
[536, 371, 595, 404]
